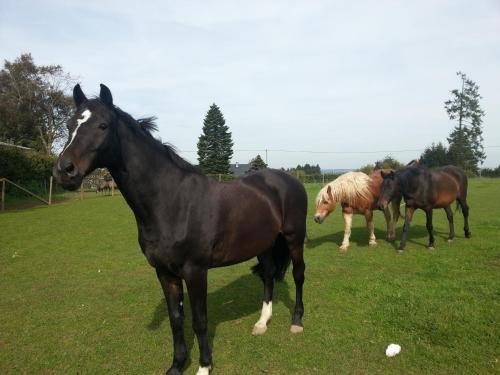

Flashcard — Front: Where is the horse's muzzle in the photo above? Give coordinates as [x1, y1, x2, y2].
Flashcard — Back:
[53, 160, 83, 191]
[313, 214, 324, 224]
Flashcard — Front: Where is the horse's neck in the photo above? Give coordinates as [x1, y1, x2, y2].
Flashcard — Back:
[108, 123, 200, 221]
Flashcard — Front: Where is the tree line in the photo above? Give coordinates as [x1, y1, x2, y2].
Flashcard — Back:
[0, 54, 496, 178]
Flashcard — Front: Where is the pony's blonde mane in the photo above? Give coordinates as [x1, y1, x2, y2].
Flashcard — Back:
[316, 171, 373, 207]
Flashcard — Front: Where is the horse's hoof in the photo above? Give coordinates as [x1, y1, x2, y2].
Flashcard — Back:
[427, 246, 435, 250]
[465, 233, 471, 238]
[397, 249, 404, 254]
[166, 368, 183, 375]
[447, 238, 454, 243]
[290, 324, 304, 334]
[252, 324, 267, 336]
[369, 241, 377, 248]
[339, 245, 348, 252]
[196, 366, 211, 375]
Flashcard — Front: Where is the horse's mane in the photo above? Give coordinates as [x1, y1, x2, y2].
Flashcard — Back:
[112, 104, 202, 175]
[316, 171, 373, 207]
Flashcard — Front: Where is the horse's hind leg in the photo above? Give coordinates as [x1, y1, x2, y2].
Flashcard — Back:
[425, 209, 435, 249]
[252, 251, 275, 336]
[444, 205, 454, 242]
[457, 198, 471, 238]
[284, 233, 305, 334]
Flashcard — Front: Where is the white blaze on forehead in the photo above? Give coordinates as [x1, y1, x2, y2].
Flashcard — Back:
[62, 109, 92, 153]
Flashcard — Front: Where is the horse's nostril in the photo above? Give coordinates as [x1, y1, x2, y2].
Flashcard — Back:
[60, 159, 77, 177]
[65, 163, 74, 173]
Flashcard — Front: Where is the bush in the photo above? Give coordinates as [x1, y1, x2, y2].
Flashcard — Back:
[0, 145, 55, 195]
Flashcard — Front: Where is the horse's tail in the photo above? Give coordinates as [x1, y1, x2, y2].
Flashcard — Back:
[251, 235, 291, 282]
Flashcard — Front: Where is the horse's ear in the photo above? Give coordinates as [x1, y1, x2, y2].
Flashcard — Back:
[99, 84, 113, 106]
[327, 185, 331, 194]
[73, 84, 87, 107]
[380, 171, 387, 179]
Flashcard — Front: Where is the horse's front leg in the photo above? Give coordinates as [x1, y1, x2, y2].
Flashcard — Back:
[339, 208, 353, 252]
[156, 268, 187, 375]
[365, 210, 377, 247]
[398, 206, 415, 252]
[425, 209, 435, 249]
[185, 265, 212, 375]
[383, 206, 396, 242]
[444, 205, 454, 242]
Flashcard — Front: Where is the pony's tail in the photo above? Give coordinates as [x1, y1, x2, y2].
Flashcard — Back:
[251, 235, 291, 282]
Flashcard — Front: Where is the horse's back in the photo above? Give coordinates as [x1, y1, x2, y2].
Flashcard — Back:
[430, 166, 467, 207]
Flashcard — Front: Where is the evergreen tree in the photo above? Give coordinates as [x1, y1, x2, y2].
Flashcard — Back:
[420, 142, 451, 168]
[197, 104, 233, 174]
[444, 72, 485, 174]
[248, 154, 267, 173]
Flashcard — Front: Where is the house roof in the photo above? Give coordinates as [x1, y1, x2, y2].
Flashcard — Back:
[229, 163, 250, 175]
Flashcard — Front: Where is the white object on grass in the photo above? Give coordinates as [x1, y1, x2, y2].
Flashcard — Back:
[385, 343, 401, 357]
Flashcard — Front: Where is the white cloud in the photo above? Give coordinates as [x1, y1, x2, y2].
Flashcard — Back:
[1, 0, 499, 167]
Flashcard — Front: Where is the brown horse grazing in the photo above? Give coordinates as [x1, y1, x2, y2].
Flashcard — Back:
[96, 179, 117, 194]
[314, 170, 401, 251]
[377, 166, 470, 252]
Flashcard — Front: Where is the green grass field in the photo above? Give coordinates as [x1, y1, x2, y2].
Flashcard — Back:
[1, 179, 499, 374]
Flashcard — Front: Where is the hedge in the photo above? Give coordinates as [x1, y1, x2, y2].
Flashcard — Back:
[0, 145, 55, 195]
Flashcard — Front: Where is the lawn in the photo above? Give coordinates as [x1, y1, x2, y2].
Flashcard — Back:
[0, 179, 498, 374]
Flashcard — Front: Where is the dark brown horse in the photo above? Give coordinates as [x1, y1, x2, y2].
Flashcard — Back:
[53, 84, 307, 375]
[377, 166, 470, 252]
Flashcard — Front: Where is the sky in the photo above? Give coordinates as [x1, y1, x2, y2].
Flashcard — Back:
[1, 0, 499, 169]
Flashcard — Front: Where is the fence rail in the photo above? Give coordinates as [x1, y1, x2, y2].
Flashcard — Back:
[0, 177, 53, 211]
[0, 171, 342, 211]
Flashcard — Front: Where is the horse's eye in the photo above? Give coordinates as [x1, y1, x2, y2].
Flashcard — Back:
[98, 123, 108, 130]
[322, 200, 329, 205]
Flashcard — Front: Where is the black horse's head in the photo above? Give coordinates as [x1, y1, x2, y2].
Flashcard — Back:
[377, 170, 399, 210]
[53, 84, 117, 190]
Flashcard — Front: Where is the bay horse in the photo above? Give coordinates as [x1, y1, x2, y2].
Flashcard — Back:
[314, 171, 401, 251]
[53, 84, 307, 375]
[96, 178, 116, 194]
[377, 166, 470, 252]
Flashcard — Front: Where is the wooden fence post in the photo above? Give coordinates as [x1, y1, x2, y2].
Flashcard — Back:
[80, 184, 84, 200]
[218, 174, 222, 182]
[48, 176, 53, 205]
[1, 179, 5, 211]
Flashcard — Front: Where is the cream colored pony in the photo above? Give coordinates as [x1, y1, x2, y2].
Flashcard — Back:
[314, 170, 400, 251]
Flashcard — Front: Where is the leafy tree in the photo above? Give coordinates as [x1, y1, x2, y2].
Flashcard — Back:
[374, 155, 404, 170]
[358, 164, 375, 174]
[420, 142, 451, 168]
[0, 53, 75, 154]
[444, 72, 485, 174]
[197, 103, 233, 174]
[481, 165, 500, 177]
[247, 154, 267, 173]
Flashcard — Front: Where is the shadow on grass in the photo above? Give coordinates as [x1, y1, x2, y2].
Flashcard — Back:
[147, 273, 295, 369]
[307, 224, 453, 250]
